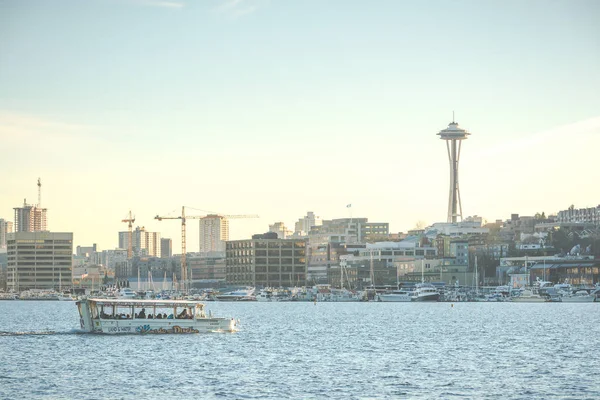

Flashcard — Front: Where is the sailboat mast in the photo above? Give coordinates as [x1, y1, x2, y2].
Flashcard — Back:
[421, 259, 424, 283]
[475, 255, 478, 294]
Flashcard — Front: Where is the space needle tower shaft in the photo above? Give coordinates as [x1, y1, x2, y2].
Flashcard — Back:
[437, 114, 471, 223]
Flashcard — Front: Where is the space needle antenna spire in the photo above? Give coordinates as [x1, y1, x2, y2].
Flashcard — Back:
[436, 114, 471, 223]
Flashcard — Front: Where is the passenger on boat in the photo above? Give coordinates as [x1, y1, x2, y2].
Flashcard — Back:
[156, 314, 162, 319]
[162, 313, 167, 319]
[177, 309, 188, 319]
[167, 314, 173, 319]
[138, 308, 146, 319]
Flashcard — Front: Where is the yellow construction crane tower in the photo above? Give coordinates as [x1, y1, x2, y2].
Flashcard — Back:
[155, 207, 259, 292]
[121, 210, 135, 259]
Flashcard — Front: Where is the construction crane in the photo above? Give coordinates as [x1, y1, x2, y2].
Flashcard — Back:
[121, 210, 135, 259]
[37, 178, 41, 207]
[155, 207, 259, 292]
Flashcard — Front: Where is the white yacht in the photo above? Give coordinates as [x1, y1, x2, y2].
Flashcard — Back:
[410, 284, 440, 302]
[561, 290, 597, 303]
[215, 288, 256, 301]
[58, 293, 76, 301]
[76, 298, 238, 334]
[511, 289, 546, 303]
[118, 288, 137, 299]
[379, 290, 412, 302]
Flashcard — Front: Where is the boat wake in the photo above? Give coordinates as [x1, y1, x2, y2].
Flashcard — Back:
[0, 328, 88, 336]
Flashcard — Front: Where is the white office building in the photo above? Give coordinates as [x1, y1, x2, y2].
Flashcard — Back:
[200, 215, 229, 253]
[6, 231, 73, 291]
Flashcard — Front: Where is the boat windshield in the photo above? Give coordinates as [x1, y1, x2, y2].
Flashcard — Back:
[89, 300, 205, 320]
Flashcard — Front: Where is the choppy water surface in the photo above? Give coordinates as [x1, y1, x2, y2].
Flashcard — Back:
[1, 301, 599, 399]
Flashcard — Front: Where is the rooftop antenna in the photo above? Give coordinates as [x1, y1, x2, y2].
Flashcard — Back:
[37, 178, 42, 207]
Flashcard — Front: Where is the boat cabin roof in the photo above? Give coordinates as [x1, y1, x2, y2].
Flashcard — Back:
[86, 298, 204, 308]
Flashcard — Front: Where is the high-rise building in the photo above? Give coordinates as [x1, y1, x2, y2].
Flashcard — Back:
[6, 231, 73, 291]
[161, 238, 172, 258]
[101, 249, 128, 270]
[118, 226, 161, 257]
[437, 116, 471, 223]
[14, 199, 47, 232]
[269, 222, 292, 239]
[0, 219, 13, 249]
[199, 215, 229, 253]
[294, 212, 322, 236]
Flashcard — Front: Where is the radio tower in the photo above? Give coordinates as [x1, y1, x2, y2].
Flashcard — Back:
[437, 113, 471, 223]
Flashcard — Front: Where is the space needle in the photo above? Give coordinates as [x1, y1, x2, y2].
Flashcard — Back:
[437, 114, 471, 223]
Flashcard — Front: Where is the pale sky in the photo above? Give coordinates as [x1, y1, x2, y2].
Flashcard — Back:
[1, 0, 599, 252]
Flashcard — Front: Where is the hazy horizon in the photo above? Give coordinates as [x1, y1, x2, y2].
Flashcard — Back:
[1, 0, 599, 251]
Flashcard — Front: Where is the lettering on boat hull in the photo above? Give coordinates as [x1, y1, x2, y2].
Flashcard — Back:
[135, 325, 199, 334]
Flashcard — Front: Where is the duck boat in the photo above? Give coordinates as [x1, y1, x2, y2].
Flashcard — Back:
[76, 298, 238, 334]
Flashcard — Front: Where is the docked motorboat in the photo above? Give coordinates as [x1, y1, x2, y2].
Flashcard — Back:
[511, 289, 546, 303]
[76, 298, 238, 334]
[58, 293, 76, 301]
[118, 288, 137, 299]
[378, 290, 412, 302]
[561, 290, 597, 303]
[215, 288, 256, 301]
[410, 283, 440, 302]
[256, 288, 290, 302]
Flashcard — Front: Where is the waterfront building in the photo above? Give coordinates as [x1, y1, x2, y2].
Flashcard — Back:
[160, 238, 172, 258]
[118, 226, 161, 257]
[0, 250, 7, 290]
[226, 236, 307, 287]
[307, 236, 358, 284]
[199, 215, 229, 253]
[497, 255, 599, 286]
[6, 231, 73, 291]
[187, 252, 226, 286]
[335, 242, 443, 288]
[0, 218, 13, 249]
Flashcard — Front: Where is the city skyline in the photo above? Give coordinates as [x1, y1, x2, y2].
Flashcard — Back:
[1, 0, 599, 251]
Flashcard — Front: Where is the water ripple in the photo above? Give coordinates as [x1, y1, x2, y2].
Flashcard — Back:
[0, 301, 599, 399]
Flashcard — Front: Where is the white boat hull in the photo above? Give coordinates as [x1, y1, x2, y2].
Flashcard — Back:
[511, 297, 547, 303]
[561, 296, 596, 303]
[411, 294, 440, 302]
[379, 294, 412, 302]
[91, 318, 237, 334]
